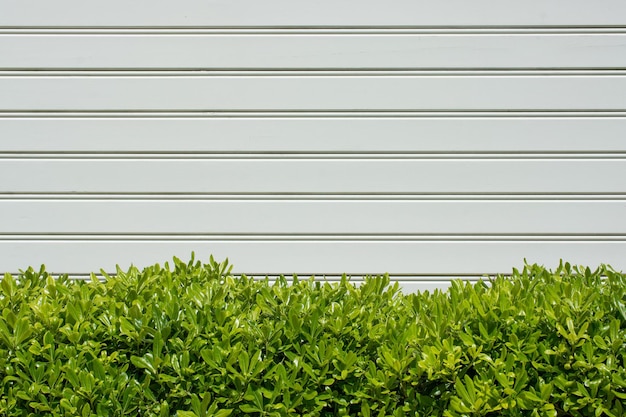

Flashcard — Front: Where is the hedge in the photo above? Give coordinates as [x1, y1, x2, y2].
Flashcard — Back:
[1, 255, 626, 416]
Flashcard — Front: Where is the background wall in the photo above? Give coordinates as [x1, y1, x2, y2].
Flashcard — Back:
[1, 0, 625, 290]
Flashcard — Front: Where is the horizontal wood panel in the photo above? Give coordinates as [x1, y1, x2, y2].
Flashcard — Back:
[2, 0, 625, 27]
[2, 76, 626, 111]
[1, 159, 624, 193]
[2, 117, 626, 152]
[2, 239, 624, 276]
[3, 200, 625, 234]
[4, 34, 626, 69]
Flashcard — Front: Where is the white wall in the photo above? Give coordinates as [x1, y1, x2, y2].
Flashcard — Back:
[1, 0, 625, 290]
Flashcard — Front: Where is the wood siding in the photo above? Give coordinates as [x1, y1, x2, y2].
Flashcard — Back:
[1, 0, 625, 289]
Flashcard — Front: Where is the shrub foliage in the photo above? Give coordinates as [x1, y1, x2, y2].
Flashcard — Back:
[1, 256, 626, 416]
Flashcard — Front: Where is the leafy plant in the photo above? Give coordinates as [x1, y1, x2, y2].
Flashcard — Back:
[0, 255, 625, 416]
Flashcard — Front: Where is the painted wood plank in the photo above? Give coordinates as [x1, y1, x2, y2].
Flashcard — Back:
[3, 76, 626, 111]
[2, 0, 625, 27]
[4, 34, 626, 69]
[2, 239, 624, 276]
[3, 200, 625, 234]
[1, 158, 624, 193]
[2, 117, 626, 152]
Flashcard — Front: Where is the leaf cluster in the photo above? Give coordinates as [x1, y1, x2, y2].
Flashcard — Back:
[1, 256, 625, 416]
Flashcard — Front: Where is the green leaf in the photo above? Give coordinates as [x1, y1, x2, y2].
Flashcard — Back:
[1, 273, 15, 297]
[361, 402, 371, 417]
[239, 404, 261, 413]
[518, 390, 542, 404]
[454, 376, 474, 406]
[131, 354, 157, 375]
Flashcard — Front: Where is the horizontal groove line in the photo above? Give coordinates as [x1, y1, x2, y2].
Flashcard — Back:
[2, 198, 626, 202]
[2, 26, 626, 32]
[2, 193, 624, 200]
[2, 151, 624, 158]
[3, 30, 626, 35]
[5, 232, 626, 237]
[3, 69, 626, 72]
[0, 157, 626, 163]
[5, 150, 626, 155]
[2, 156, 624, 162]
[2, 111, 626, 119]
[6, 68, 626, 73]
[2, 110, 626, 118]
[3, 70, 626, 77]
[2, 235, 626, 242]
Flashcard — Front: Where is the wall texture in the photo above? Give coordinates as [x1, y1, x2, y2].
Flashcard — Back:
[1, 0, 625, 290]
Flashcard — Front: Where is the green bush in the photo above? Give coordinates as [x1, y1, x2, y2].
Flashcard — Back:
[1, 255, 625, 417]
